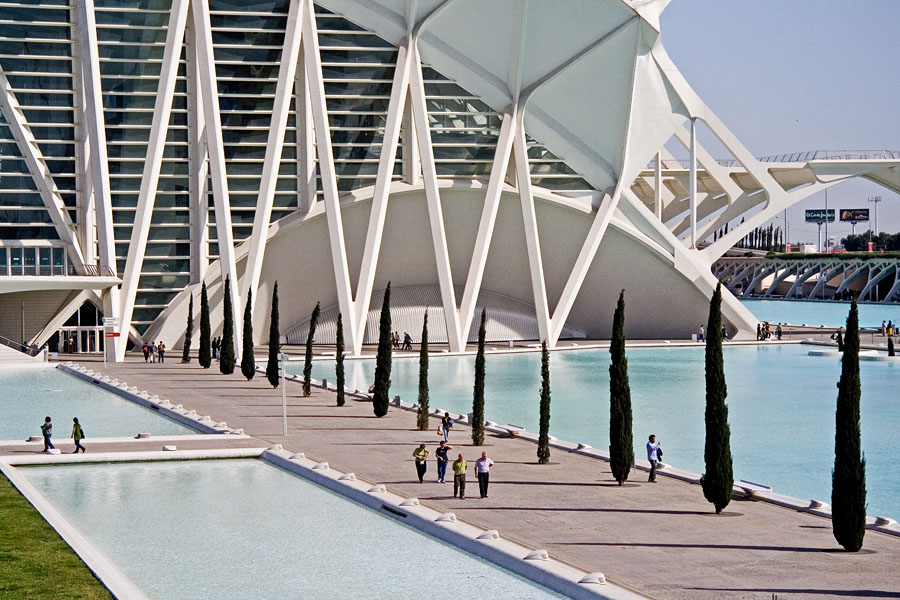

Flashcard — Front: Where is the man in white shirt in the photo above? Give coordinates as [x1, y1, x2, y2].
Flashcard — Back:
[646, 434, 660, 483]
[474, 451, 494, 498]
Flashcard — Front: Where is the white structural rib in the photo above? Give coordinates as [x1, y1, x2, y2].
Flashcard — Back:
[455, 108, 516, 351]
[73, 0, 115, 274]
[117, 0, 190, 354]
[689, 117, 697, 248]
[295, 53, 316, 214]
[191, 0, 242, 354]
[301, 0, 358, 351]
[649, 46, 796, 265]
[513, 117, 551, 344]
[0, 67, 86, 273]
[351, 40, 412, 354]
[187, 21, 210, 285]
[241, 0, 304, 311]
[409, 45, 463, 352]
[75, 0, 120, 360]
[654, 151, 662, 219]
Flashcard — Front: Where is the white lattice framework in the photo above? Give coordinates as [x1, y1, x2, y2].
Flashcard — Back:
[2, 0, 898, 360]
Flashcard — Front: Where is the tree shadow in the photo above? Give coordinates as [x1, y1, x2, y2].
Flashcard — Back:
[554, 541, 838, 553]
[688, 588, 898, 598]
[458, 506, 711, 516]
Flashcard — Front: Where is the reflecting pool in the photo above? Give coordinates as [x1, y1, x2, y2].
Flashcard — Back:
[23, 459, 563, 600]
[741, 298, 900, 329]
[305, 344, 898, 518]
[0, 367, 192, 440]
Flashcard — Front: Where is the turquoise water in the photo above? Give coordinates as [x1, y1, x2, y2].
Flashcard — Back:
[23, 459, 562, 600]
[741, 298, 900, 329]
[0, 367, 192, 440]
[305, 345, 898, 518]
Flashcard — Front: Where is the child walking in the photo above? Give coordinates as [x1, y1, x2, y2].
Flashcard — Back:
[71, 417, 85, 453]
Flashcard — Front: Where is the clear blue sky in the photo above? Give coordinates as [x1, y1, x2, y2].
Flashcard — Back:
[660, 0, 900, 245]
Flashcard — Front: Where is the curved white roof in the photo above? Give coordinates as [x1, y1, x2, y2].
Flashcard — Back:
[318, 0, 687, 192]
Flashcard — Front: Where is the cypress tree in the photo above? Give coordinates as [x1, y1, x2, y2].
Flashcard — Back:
[609, 290, 633, 485]
[302, 301, 320, 396]
[832, 299, 867, 552]
[372, 283, 392, 417]
[537, 340, 551, 464]
[199, 282, 211, 369]
[888, 336, 895, 357]
[219, 276, 235, 374]
[240, 291, 255, 380]
[416, 311, 430, 430]
[837, 330, 844, 352]
[181, 295, 193, 363]
[335, 312, 345, 406]
[265, 282, 281, 388]
[471, 308, 487, 446]
[702, 283, 734, 514]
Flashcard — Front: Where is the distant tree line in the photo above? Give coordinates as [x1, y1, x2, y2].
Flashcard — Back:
[734, 223, 785, 252]
[841, 232, 900, 252]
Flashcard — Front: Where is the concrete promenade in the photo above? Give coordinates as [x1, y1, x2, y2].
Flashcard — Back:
[89, 358, 898, 600]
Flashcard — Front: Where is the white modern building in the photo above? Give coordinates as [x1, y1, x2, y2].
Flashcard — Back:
[1, 0, 898, 360]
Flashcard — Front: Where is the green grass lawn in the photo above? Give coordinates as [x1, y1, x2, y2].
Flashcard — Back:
[0, 473, 112, 600]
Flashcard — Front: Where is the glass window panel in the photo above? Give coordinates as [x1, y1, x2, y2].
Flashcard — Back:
[52, 247, 65, 275]
[23, 247, 36, 275]
[38, 247, 51, 275]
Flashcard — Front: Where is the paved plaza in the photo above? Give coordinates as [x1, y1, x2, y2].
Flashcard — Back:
[67, 356, 900, 600]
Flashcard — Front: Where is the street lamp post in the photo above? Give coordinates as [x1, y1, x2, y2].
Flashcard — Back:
[869, 195, 882, 242]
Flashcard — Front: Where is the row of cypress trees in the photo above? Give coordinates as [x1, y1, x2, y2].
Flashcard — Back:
[180, 280, 868, 552]
[183, 278, 282, 386]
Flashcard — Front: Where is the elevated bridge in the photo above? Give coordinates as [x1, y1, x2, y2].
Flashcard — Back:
[714, 255, 900, 302]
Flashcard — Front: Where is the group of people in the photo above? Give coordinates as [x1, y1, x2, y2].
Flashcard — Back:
[211, 336, 224, 359]
[412, 442, 495, 499]
[880, 321, 896, 337]
[39, 416, 86, 454]
[756, 322, 782, 341]
[697, 324, 732, 342]
[391, 331, 413, 351]
[140, 341, 167, 363]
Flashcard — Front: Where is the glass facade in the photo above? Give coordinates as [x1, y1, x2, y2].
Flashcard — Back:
[0, 0, 595, 334]
[0, 0, 74, 241]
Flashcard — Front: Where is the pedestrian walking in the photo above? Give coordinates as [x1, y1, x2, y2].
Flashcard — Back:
[142, 343, 150, 362]
[412, 443, 430, 483]
[452, 453, 467, 499]
[435, 440, 451, 483]
[698, 324, 705, 342]
[157, 340, 166, 363]
[441, 412, 453, 442]
[776, 323, 783, 340]
[646, 434, 660, 482]
[149, 342, 157, 363]
[475, 451, 494, 498]
[71, 417, 85, 453]
[41, 416, 54, 452]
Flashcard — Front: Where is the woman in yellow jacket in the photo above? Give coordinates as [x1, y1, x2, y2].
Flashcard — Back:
[71, 417, 85, 453]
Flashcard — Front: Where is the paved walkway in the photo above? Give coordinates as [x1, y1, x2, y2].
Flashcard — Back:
[90, 359, 899, 600]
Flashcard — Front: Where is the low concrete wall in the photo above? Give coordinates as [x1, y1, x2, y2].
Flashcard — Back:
[261, 448, 641, 600]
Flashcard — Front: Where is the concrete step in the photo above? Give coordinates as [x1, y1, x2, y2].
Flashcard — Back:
[0, 344, 42, 364]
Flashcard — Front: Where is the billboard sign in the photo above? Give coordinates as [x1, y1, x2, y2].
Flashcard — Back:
[805, 209, 835, 223]
[839, 208, 869, 222]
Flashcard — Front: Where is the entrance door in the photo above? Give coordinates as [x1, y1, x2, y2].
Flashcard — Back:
[60, 327, 104, 353]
